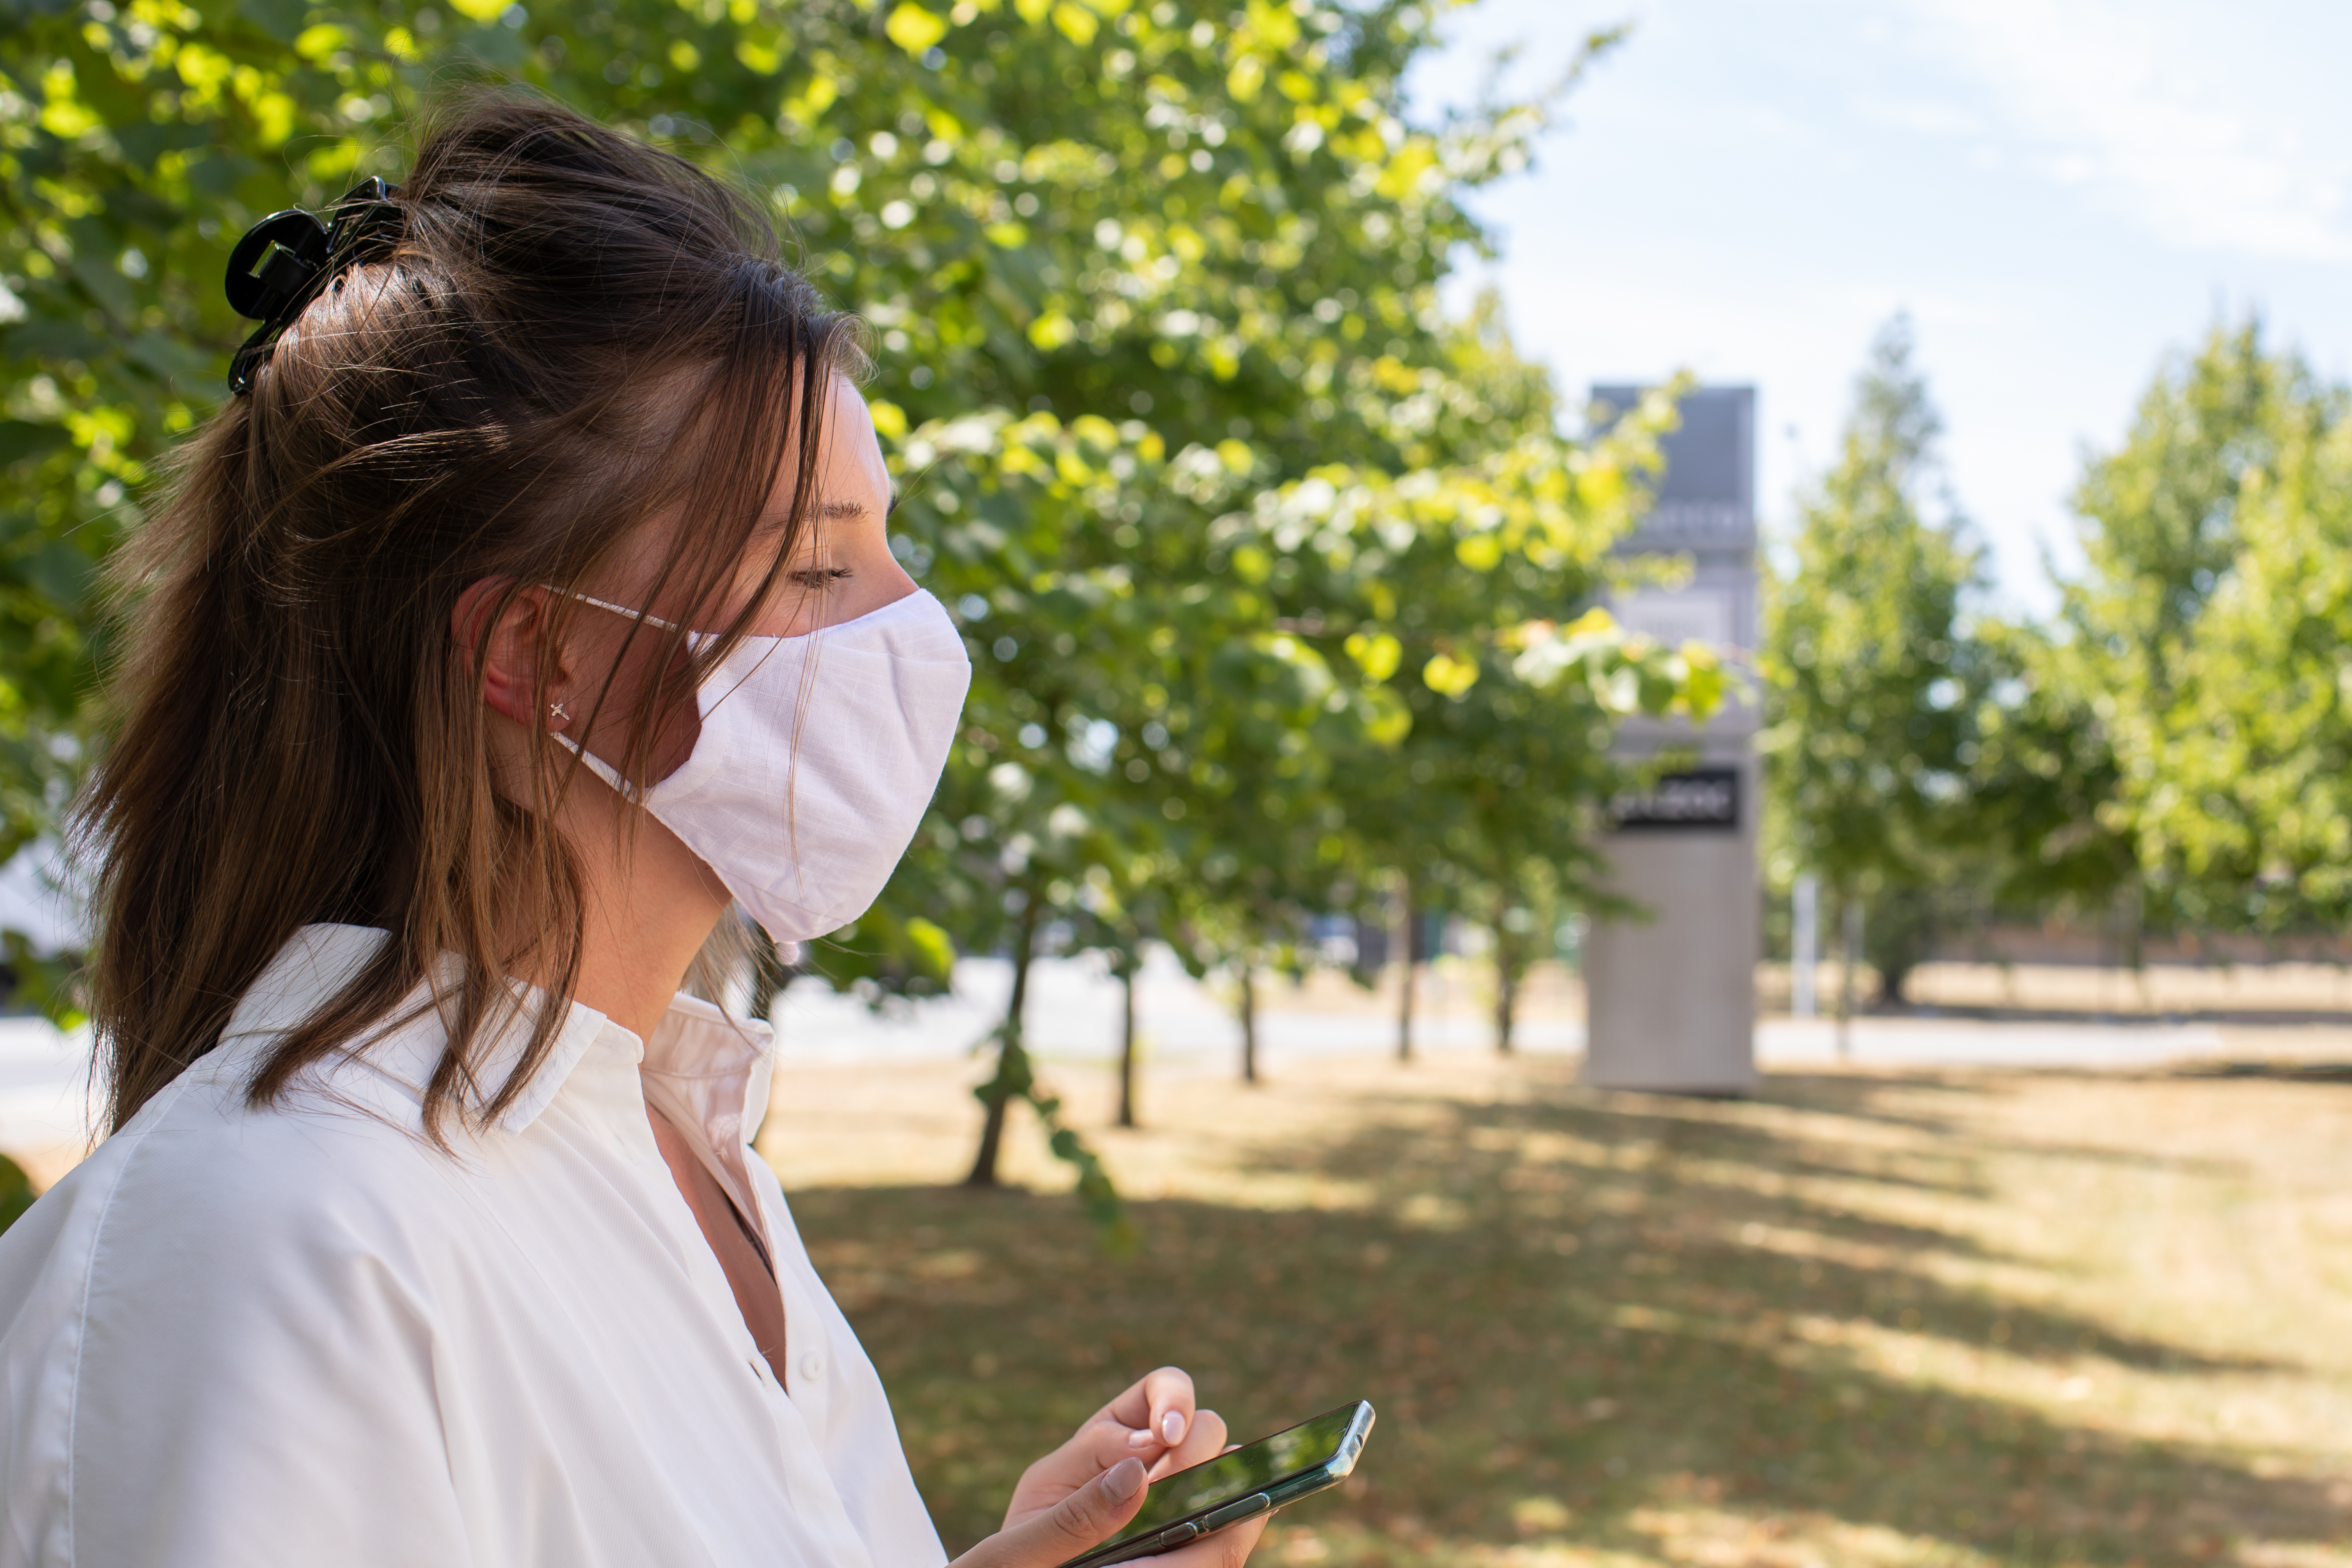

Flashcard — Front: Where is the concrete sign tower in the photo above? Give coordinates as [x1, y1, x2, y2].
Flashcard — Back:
[1582, 385, 1759, 1095]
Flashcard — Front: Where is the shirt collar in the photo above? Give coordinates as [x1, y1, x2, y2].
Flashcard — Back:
[216, 923, 774, 1137]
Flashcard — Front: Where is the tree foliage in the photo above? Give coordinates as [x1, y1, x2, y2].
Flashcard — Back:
[1766, 315, 2352, 990]
[1762, 318, 1985, 1001]
[2067, 321, 2352, 934]
[4, 0, 1727, 1207]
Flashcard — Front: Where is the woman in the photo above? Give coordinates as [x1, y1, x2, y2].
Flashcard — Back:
[0, 93, 1265, 1568]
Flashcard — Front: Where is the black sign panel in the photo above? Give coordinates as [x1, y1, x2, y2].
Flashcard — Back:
[1610, 767, 1740, 832]
[1590, 385, 1756, 553]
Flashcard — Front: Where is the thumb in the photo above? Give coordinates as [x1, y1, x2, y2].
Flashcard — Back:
[957, 1458, 1150, 1568]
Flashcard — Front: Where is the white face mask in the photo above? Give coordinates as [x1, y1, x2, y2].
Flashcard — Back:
[556, 588, 971, 952]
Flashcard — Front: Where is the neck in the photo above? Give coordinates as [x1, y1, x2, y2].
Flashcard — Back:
[553, 779, 732, 1042]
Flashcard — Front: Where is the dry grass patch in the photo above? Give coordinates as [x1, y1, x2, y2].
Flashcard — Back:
[758, 1051, 2352, 1566]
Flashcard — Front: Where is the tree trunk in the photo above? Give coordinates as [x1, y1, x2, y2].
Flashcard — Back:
[2112, 877, 2150, 1013]
[1495, 954, 1520, 1055]
[1396, 877, 1417, 1063]
[1791, 873, 1820, 1018]
[966, 897, 1042, 1188]
[1117, 962, 1139, 1129]
[1239, 966, 1259, 1084]
[1396, 949, 1418, 1064]
[1836, 892, 1862, 1062]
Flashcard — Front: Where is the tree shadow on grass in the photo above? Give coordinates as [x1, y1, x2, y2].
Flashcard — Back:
[791, 1065, 2345, 1566]
[1254, 1071, 2011, 1257]
[1248, 1066, 2280, 1378]
[2179, 1061, 2352, 1085]
[1758, 1069, 2252, 1179]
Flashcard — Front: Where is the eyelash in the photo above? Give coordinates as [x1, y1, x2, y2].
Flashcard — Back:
[790, 566, 854, 589]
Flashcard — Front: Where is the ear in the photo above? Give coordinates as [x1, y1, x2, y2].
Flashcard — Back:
[453, 580, 572, 731]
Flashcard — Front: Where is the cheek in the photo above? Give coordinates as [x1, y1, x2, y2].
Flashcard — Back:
[736, 533, 794, 611]
[575, 630, 705, 785]
[647, 668, 705, 784]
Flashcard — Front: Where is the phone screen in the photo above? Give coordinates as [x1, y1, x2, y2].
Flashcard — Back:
[1097, 1404, 1361, 1549]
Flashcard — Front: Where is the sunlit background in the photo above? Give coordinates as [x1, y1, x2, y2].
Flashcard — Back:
[1416, 0, 2352, 613]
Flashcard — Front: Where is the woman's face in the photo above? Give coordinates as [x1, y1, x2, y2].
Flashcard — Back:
[737, 372, 918, 637]
[561, 371, 919, 782]
[588, 370, 916, 637]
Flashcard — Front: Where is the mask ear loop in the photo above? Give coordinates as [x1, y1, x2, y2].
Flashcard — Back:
[545, 588, 800, 969]
[535, 589, 687, 801]
[559, 590, 683, 633]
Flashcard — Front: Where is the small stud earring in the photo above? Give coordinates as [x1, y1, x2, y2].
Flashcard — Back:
[549, 700, 572, 724]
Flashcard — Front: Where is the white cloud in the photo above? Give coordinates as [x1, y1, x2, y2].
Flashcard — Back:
[1849, 97, 1984, 140]
[1911, 0, 2352, 262]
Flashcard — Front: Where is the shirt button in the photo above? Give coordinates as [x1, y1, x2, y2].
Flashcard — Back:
[797, 1350, 827, 1383]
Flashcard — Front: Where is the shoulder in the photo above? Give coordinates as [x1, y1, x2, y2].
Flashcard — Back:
[0, 1050, 469, 1554]
[0, 1044, 458, 1350]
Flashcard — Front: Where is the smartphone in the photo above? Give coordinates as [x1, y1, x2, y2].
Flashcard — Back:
[1054, 1400, 1377, 1568]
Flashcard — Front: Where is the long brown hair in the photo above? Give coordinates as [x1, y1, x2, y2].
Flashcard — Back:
[76, 91, 861, 1140]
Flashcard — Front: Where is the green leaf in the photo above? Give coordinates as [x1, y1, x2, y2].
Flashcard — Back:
[4, 319, 108, 361]
[0, 1156, 34, 1238]
[19, 538, 94, 610]
[883, 3, 947, 56]
[234, 0, 310, 43]
[0, 422, 71, 469]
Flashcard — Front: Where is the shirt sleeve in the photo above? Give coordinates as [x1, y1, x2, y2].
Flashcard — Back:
[51, 1117, 472, 1568]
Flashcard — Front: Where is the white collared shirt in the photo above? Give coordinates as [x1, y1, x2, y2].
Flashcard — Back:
[0, 924, 949, 1568]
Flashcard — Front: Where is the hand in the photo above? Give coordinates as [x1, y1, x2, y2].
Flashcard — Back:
[948, 1367, 1271, 1568]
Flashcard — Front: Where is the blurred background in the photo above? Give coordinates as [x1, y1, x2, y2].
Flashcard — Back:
[6, 1, 2352, 1563]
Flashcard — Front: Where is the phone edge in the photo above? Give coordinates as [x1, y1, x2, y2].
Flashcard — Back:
[1054, 1402, 1377, 1568]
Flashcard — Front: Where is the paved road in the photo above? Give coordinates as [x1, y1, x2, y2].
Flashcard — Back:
[0, 1017, 99, 1160]
[774, 954, 2230, 1074]
[0, 955, 2242, 1168]
[1753, 1015, 2224, 1068]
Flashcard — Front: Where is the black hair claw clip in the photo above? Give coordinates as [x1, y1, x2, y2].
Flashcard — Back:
[224, 176, 406, 396]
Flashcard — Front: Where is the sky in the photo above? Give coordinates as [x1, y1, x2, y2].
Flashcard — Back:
[1406, 0, 2352, 618]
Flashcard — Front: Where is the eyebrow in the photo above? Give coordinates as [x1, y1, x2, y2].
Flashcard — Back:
[809, 491, 898, 526]
[816, 492, 900, 520]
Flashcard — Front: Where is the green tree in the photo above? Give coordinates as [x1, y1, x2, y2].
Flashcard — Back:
[1957, 618, 2134, 926]
[833, 410, 1187, 1205]
[1187, 358, 1724, 1060]
[0, 1153, 33, 1235]
[3, 0, 1726, 1216]
[1763, 317, 1983, 1006]
[2064, 318, 2348, 934]
[2068, 321, 2317, 716]
[0, 0, 1553, 906]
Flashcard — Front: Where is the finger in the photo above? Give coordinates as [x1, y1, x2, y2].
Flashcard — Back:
[1147, 1406, 1228, 1480]
[1068, 1416, 1171, 1474]
[1006, 1419, 1167, 1522]
[1105, 1366, 1198, 1450]
[956, 1457, 1149, 1568]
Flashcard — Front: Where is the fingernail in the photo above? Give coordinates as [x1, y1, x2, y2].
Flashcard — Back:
[1126, 1426, 1156, 1449]
[1105, 1458, 1146, 1500]
[1160, 1410, 1186, 1444]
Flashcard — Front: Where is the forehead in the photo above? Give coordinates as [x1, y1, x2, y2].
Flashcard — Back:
[804, 379, 884, 497]
[765, 379, 882, 540]
[819, 376, 880, 470]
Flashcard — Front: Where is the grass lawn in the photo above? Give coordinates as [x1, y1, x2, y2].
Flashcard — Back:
[758, 1049, 2352, 1567]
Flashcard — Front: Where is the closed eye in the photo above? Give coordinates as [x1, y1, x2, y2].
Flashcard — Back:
[790, 566, 854, 590]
